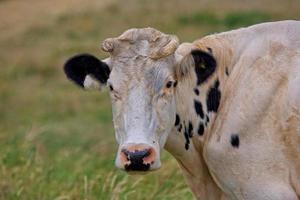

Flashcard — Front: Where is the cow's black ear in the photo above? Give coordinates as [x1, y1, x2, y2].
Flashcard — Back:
[64, 53, 110, 88]
[191, 50, 216, 85]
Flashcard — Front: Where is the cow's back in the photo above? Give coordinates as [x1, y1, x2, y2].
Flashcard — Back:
[284, 50, 300, 196]
[203, 21, 300, 199]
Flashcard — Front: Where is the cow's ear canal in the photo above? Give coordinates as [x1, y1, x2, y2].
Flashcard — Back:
[191, 50, 217, 85]
[63, 53, 110, 88]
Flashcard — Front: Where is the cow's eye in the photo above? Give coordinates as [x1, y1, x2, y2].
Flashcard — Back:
[166, 81, 173, 88]
[165, 80, 178, 89]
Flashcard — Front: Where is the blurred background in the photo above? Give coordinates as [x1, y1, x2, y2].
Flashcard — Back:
[0, 0, 299, 199]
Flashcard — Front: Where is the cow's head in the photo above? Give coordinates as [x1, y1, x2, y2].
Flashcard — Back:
[64, 28, 216, 172]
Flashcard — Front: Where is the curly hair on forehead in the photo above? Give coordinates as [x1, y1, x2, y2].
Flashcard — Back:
[102, 27, 179, 60]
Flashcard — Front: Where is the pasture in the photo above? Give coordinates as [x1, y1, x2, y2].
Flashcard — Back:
[0, 0, 299, 199]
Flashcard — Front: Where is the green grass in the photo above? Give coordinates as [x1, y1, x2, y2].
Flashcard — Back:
[0, 0, 299, 199]
[178, 11, 271, 29]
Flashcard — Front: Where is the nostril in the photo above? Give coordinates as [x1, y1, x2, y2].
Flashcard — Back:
[132, 149, 150, 159]
[122, 149, 151, 161]
[121, 149, 130, 161]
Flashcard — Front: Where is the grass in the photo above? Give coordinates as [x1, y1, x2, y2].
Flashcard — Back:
[178, 11, 271, 29]
[0, 0, 299, 199]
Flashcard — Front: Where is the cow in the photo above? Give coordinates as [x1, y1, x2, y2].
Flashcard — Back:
[63, 20, 300, 199]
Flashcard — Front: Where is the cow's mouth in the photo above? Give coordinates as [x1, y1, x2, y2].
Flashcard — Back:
[125, 162, 150, 171]
[116, 143, 161, 172]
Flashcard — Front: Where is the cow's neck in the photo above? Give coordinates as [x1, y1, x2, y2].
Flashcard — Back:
[165, 35, 235, 199]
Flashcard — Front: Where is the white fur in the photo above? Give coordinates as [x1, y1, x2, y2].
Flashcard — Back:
[83, 74, 101, 89]
[101, 21, 300, 199]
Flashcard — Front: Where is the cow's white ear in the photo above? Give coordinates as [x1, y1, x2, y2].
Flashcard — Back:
[174, 43, 194, 64]
[175, 43, 216, 85]
[64, 54, 111, 90]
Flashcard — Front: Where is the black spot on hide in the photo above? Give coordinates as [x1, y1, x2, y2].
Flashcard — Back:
[175, 114, 180, 126]
[194, 88, 200, 96]
[177, 124, 182, 132]
[206, 79, 221, 113]
[225, 67, 230, 76]
[183, 123, 190, 150]
[192, 50, 217, 85]
[183, 121, 194, 150]
[194, 100, 204, 119]
[197, 123, 204, 136]
[206, 114, 210, 123]
[230, 134, 240, 148]
[188, 121, 193, 138]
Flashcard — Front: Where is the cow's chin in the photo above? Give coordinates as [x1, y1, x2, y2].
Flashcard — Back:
[125, 165, 161, 175]
[123, 163, 160, 175]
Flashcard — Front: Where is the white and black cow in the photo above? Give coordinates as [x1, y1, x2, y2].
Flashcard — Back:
[64, 21, 300, 199]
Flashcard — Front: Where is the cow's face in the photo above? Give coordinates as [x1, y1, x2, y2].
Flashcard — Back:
[64, 28, 216, 172]
[107, 54, 177, 171]
[64, 28, 179, 172]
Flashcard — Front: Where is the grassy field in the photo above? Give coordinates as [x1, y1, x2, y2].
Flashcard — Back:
[0, 0, 299, 199]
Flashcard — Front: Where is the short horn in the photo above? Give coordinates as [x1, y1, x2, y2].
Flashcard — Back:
[149, 35, 179, 60]
[101, 38, 115, 53]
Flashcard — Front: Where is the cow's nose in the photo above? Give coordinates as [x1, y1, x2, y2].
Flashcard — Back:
[120, 145, 156, 171]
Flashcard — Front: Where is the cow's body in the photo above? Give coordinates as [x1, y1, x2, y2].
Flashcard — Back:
[166, 20, 300, 199]
[64, 21, 300, 199]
